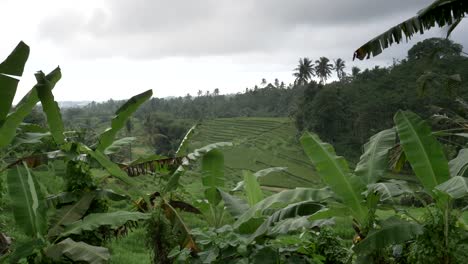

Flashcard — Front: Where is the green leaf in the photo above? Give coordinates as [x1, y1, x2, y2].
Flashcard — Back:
[60, 211, 150, 237]
[232, 167, 287, 192]
[46, 238, 110, 264]
[243, 171, 264, 206]
[8, 239, 45, 264]
[187, 142, 232, 160]
[48, 192, 96, 238]
[175, 124, 198, 157]
[7, 163, 47, 238]
[250, 201, 324, 240]
[268, 217, 334, 236]
[79, 144, 135, 186]
[164, 166, 185, 193]
[219, 189, 249, 219]
[234, 187, 332, 229]
[103, 136, 136, 155]
[449, 148, 468, 177]
[366, 180, 413, 202]
[0, 67, 61, 148]
[300, 132, 367, 225]
[394, 111, 450, 195]
[35, 71, 65, 144]
[435, 176, 468, 199]
[201, 149, 225, 206]
[96, 90, 152, 152]
[355, 128, 395, 185]
[354, 217, 423, 254]
[0, 41, 29, 123]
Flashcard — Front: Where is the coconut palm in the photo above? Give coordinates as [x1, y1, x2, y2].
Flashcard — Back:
[351, 66, 361, 77]
[333, 58, 346, 81]
[293, 57, 314, 86]
[354, 0, 468, 60]
[315, 57, 333, 84]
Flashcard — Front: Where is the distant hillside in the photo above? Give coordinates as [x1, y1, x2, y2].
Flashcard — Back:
[186, 117, 321, 190]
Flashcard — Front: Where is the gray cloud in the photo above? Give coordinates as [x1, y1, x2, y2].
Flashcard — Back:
[39, 0, 464, 61]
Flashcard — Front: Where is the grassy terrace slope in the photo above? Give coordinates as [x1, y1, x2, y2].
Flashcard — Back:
[187, 117, 321, 189]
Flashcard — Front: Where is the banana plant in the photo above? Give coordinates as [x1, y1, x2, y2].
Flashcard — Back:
[5, 163, 150, 263]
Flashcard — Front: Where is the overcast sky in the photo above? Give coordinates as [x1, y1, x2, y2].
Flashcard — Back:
[2, 0, 467, 102]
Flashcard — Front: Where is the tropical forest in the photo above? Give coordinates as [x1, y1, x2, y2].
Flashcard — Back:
[1, 0, 468, 263]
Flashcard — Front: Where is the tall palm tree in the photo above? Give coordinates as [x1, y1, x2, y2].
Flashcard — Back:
[315, 57, 333, 84]
[351, 66, 361, 77]
[293, 57, 314, 86]
[333, 58, 346, 81]
[354, 0, 467, 60]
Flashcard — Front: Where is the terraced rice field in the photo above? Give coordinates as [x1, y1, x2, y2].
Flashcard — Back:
[187, 117, 321, 189]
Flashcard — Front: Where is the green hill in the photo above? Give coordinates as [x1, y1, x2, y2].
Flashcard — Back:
[187, 117, 321, 190]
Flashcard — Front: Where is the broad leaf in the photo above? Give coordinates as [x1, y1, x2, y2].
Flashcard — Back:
[394, 111, 450, 195]
[8, 239, 45, 264]
[96, 89, 152, 152]
[35, 71, 65, 144]
[104, 136, 136, 155]
[449, 148, 468, 177]
[7, 163, 47, 238]
[48, 192, 96, 237]
[366, 180, 413, 202]
[232, 167, 287, 192]
[355, 128, 395, 185]
[0, 41, 29, 123]
[234, 187, 332, 229]
[250, 201, 324, 240]
[243, 170, 264, 206]
[353, 0, 468, 60]
[354, 217, 423, 254]
[175, 124, 198, 157]
[0, 67, 61, 148]
[187, 142, 232, 160]
[60, 211, 150, 237]
[46, 238, 110, 264]
[218, 189, 249, 219]
[201, 149, 224, 206]
[301, 132, 367, 225]
[435, 176, 468, 199]
[268, 217, 334, 236]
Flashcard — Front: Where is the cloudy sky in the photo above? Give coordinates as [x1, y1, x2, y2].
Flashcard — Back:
[2, 0, 467, 102]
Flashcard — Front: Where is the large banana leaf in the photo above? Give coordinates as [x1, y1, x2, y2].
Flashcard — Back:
[35, 71, 65, 144]
[268, 217, 334, 237]
[218, 189, 249, 219]
[366, 180, 413, 202]
[354, 217, 423, 254]
[0, 67, 61, 148]
[48, 192, 96, 238]
[394, 111, 450, 195]
[250, 201, 324, 240]
[234, 187, 332, 229]
[449, 148, 468, 177]
[232, 167, 287, 192]
[175, 124, 198, 157]
[354, 0, 468, 60]
[0, 41, 29, 123]
[435, 176, 468, 199]
[355, 128, 395, 185]
[79, 143, 135, 186]
[46, 238, 110, 264]
[243, 170, 264, 206]
[7, 163, 47, 238]
[201, 149, 224, 206]
[60, 211, 150, 237]
[103, 136, 136, 155]
[301, 132, 367, 225]
[8, 239, 45, 264]
[96, 90, 152, 152]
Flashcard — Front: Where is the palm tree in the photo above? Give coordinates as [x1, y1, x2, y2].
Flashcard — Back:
[213, 88, 219, 96]
[351, 66, 361, 77]
[354, 0, 467, 60]
[293, 57, 314, 86]
[333, 58, 346, 81]
[315, 57, 333, 84]
[197, 90, 202, 97]
[261, 78, 267, 87]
